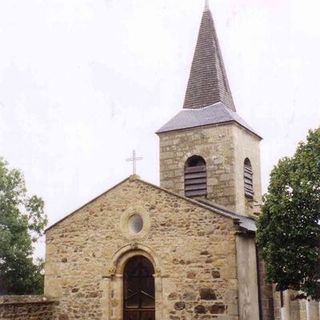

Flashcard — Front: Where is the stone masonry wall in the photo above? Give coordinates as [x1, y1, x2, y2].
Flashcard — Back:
[0, 296, 57, 320]
[159, 124, 237, 212]
[158, 123, 261, 217]
[233, 125, 262, 217]
[45, 176, 240, 320]
[257, 251, 274, 320]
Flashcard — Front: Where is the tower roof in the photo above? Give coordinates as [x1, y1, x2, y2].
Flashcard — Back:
[183, 4, 235, 111]
[156, 102, 261, 139]
[157, 3, 261, 139]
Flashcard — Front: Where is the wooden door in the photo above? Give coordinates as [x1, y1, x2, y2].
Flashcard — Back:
[123, 256, 155, 320]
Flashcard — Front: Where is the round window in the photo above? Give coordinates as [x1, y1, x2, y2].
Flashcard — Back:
[128, 214, 143, 234]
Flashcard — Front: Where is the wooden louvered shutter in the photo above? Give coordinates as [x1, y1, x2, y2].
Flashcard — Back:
[184, 156, 207, 197]
[244, 159, 254, 198]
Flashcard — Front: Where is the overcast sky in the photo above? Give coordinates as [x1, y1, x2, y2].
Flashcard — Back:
[0, 0, 320, 255]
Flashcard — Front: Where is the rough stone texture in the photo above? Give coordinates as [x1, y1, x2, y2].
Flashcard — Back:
[158, 122, 261, 217]
[0, 296, 57, 320]
[5, 2, 313, 319]
[45, 177, 240, 320]
[257, 251, 274, 320]
[233, 125, 262, 216]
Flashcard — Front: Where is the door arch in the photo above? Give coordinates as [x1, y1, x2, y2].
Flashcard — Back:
[123, 255, 155, 320]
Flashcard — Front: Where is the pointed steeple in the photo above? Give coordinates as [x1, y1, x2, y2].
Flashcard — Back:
[183, 3, 236, 111]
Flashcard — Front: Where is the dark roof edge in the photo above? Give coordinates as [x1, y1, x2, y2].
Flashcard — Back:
[197, 199, 257, 233]
[46, 175, 243, 233]
[197, 199, 256, 221]
[156, 119, 263, 140]
[134, 178, 242, 222]
[45, 176, 132, 233]
[46, 175, 256, 234]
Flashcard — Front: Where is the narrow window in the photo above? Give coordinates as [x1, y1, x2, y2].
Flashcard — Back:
[184, 155, 207, 197]
[244, 158, 254, 198]
[123, 256, 155, 320]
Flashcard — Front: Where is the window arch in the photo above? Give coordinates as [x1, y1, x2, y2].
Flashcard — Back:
[123, 256, 155, 320]
[244, 158, 254, 198]
[184, 155, 207, 197]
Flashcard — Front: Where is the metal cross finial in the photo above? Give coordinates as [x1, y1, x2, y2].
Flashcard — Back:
[204, 0, 210, 11]
[126, 150, 143, 175]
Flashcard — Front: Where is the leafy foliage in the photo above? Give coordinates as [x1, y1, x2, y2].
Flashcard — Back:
[0, 158, 47, 294]
[257, 128, 320, 300]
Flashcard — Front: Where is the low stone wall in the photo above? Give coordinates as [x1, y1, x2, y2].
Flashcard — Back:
[0, 295, 57, 320]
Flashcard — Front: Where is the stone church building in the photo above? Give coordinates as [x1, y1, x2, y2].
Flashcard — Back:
[40, 3, 318, 320]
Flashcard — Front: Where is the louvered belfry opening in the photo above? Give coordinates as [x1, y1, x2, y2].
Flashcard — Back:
[244, 158, 254, 198]
[184, 155, 207, 197]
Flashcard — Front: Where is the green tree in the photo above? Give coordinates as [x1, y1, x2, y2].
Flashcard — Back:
[0, 158, 47, 295]
[257, 128, 320, 300]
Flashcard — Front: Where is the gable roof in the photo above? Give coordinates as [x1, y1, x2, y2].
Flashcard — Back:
[45, 176, 131, 233]
[197, 199, 257, 233]
[183, 6, 235, 111]
[45, 175, 256, 234]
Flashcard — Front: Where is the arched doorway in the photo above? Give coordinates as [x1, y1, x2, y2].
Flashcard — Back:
[123, 256, 155, 320]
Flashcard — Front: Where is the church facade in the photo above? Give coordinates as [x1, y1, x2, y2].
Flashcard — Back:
[45, 176, 263, 320]
[43, 3, 307, 320]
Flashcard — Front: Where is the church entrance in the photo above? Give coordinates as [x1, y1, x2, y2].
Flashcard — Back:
[123, 256, 155, 320]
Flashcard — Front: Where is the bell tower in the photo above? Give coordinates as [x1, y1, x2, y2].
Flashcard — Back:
[157, 3, 262, 217]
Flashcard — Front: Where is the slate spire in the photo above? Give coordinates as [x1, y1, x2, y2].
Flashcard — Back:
[183, 2, 236, 111]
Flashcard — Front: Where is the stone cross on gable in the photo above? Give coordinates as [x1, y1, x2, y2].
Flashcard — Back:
[126, 150, 143, 175]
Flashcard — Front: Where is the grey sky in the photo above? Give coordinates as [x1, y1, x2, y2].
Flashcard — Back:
[0, 0, 320, 254]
